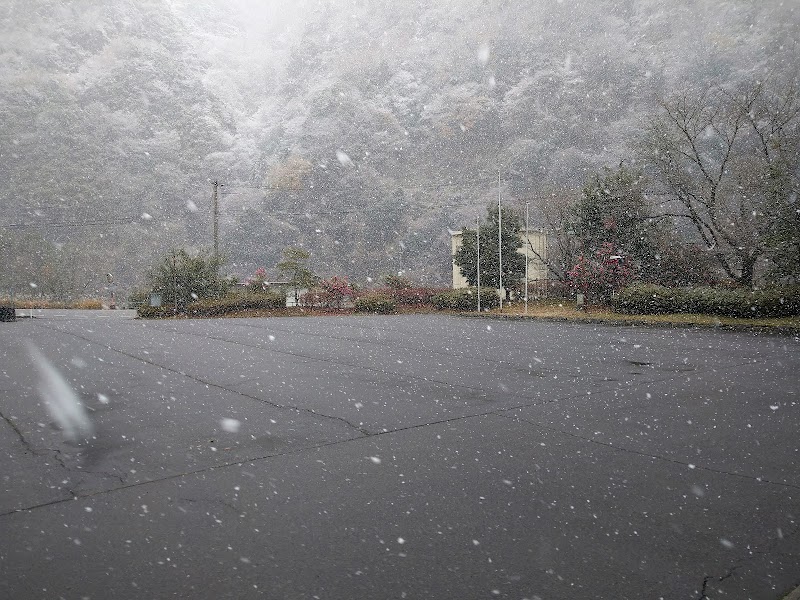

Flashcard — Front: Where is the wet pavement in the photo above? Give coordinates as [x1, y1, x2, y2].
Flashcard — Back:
[1, 313, 798, 599]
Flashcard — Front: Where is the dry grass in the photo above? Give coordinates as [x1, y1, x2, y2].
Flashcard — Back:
[72, 299, 104, 310]
[0, 298, 68, 309]
[490, 301, 800, 331]
[0, 298, 105, 310]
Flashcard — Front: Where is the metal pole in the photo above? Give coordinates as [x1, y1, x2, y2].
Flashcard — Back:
[525, 202, 529, 316]
[212, 180, 219, 261]
[476, 214, 481, 312]
[106, 273, 114, 309]
[172, 253, 177, 316]
[498, 171, 502, 311]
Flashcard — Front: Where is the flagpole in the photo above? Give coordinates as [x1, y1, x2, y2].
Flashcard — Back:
[525, 202, 529, 315]
[498, 171, 502, 312]
[476, 214, 481, 312]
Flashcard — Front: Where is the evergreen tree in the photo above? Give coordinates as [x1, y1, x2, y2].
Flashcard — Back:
[148, 249, 230, 309]
[570, 165, 661, 281]
[454, 205, 526, 297]
[277, 247, 319, 303]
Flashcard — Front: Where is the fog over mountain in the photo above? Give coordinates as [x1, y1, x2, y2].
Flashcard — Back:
[2, 0, 798, 294]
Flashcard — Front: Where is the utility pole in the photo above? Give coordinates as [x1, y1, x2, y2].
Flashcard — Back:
[476, 213, 481, 312]
[524, 202, 529, 316]
[172, 251, 178, 316]
[498, 171, 502, 312]
[211, 180, 220, 261]
[106, 273, 116, 309]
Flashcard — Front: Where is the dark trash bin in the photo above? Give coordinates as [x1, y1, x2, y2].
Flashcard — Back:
[0, 306, 15, 322]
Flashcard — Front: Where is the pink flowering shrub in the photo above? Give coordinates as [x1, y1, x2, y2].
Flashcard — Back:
[298, 289, 321, 309]
[568, 242, 635, 303]
[318, 276, 354, 309]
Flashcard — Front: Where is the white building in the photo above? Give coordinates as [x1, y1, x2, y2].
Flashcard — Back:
[450, 228, 548, 292]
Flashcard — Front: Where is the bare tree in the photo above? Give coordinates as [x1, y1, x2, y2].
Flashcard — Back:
[524, 193, 580, 284]
[644, 81, 800, 287]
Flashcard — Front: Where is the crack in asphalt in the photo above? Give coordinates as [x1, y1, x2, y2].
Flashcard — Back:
[144, 319, 767, 412]
[697, 567, 737, 600]
[499, 413, 800, 491]
[0, 408, 33, 452]
[152, 319, 744, 390]
[37, 318, 597, 434]
[0, 433, 366, 517]
[44, 447, 70, 471]
[695, 519, 800, 599]
[1, 400, 543, 517]
[38, 444, 127, 487]
[224, 319, 555, 371]
[43, 315, 765, 425]
[139, 323, 517, 401]
[28, 321, 373, 438]
[110, 319, 765, 436]
[4, 318, 795, 525]
[0, 410, 105, 491]
[0, 397, 129, 488]
[35, 316, 719, 447]
[176, 497, 241, 515]
[0, 411, 99, 499]
[2, 371, 798, 518]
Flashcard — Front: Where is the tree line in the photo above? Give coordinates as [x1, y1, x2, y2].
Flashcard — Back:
[456, 80, 799, 299]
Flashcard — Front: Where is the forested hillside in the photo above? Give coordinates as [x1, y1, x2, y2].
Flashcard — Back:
[1, 0, 797, 297]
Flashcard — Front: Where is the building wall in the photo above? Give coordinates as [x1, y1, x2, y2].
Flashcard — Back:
[451, 231, 470, 289]
[451, 229, 548, 289]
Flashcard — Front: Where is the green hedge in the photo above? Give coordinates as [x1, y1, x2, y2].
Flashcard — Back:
[354, 295, 397, 314]
[431, 287, 500, 311]
[127, 289, 150, 309]
[137, 304, 174, 319]
[187, 292, 285, 316]
[612, 284, 800, 318]
[137, 291, 285, 318]
[384, 286, 449, 307]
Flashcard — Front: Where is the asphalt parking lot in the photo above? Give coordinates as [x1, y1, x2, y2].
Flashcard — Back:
[1, 313, 798, 599]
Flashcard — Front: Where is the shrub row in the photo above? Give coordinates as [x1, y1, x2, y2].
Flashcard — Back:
[187, 292, 285, 316]
[354, 295, 397, 314]
[431, 287, 500, 311]
[298, 289, 353, 309]
[137, 291, 285, 318]
[381, 286, 450, 307]
[136, 304, 173, 318]
[612, 284, 800, 318]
